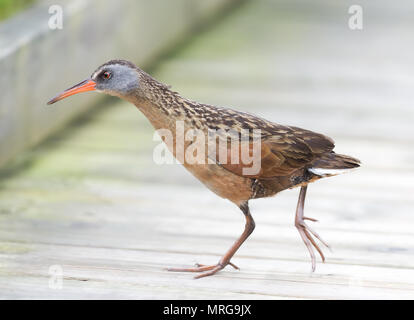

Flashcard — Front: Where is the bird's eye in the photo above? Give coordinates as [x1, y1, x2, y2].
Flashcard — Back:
[102, 71, 112, 80]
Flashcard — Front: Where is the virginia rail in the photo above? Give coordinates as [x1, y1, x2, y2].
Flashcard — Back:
[48, 60, 360, 278]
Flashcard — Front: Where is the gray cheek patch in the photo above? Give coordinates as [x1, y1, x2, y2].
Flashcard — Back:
[94, 64, 139, 94]
[111, 65, 139, 94]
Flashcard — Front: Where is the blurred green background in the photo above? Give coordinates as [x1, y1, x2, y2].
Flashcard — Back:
[0, 0, 413, 299]
[0, 0, 34, 20]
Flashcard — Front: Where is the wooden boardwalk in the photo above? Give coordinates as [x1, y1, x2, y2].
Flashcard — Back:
[1, 0, 414, 299]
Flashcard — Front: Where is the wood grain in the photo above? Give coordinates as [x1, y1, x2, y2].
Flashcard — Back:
[0, 0, 414, 299]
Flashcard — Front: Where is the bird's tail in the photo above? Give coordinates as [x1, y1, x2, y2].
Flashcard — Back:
[308, 152, 360, 177]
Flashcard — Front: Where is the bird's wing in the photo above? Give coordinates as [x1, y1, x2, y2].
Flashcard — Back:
[216, 125, 335, 179]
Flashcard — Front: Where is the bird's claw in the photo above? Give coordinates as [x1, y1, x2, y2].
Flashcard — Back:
[303, 216, 318, 222]
[296, 216, 330, 272]
[195, 262, 239, 270]
[167, 260, 239, 279]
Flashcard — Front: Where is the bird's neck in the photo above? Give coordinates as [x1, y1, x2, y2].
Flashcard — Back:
[128, 77, 206, 160]
[132, 91, 192, 131]
[129, 74, 201, 132]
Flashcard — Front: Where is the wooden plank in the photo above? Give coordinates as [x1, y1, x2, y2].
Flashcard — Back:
[1, 0, 414, 299]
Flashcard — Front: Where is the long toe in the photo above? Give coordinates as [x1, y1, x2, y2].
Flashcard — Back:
[167, 261, 238, 278]
[194, 265, 224, 279]
[166, 264, 218, 273]
[196, 262, 240, 270]
[296, 220, 329, 271]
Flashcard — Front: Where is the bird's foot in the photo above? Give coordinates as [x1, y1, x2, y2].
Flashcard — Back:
[167, 261, 239, 279]
[295, 216, 330, 272]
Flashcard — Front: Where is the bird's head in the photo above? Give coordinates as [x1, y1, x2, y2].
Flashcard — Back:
[47, 60, 140, 105]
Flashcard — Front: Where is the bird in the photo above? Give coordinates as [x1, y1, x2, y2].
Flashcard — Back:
[47, 59, 360, 279]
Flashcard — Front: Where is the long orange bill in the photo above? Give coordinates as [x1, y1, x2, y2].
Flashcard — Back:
[47, 79, 96, 105]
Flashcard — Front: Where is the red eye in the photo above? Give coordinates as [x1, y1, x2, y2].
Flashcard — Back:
[102, 71, 111, 80]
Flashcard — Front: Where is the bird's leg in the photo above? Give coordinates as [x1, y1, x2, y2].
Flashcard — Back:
[295, 185, 330, 272]
[167, 202, 255, 279]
